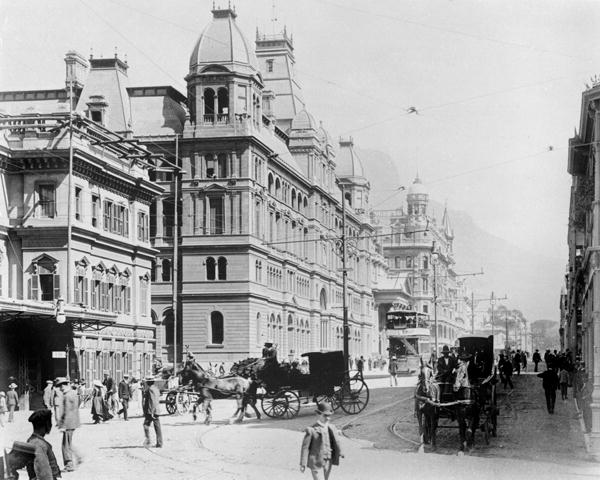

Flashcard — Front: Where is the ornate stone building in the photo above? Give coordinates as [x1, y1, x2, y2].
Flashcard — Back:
[144, 7, 386, 363]
[564, 81, 600, 459]
[372, 176, 472, 355]
[0, 52, 161, 393]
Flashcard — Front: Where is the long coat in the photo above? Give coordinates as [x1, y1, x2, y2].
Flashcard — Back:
[300, 422, 343, 469]
[142, 384, 161, 417]
[118, 380, 132, 400]
[59, 389, 81, 430]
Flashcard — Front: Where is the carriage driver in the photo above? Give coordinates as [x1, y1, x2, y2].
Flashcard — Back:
[262, 340, 278, 361]
[436, 345, 457, 383]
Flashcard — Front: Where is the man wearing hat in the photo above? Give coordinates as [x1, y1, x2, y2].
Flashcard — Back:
[300, 402, 343, 480]
[388, 356, 399, 387]
[142, 376, 163, 448]
[56, 377, 82, 472]
[118, 374, 132, 421]
[6, 383, 18, 423]
[26, 409, 61, 479]
[436, 345, 457, 383]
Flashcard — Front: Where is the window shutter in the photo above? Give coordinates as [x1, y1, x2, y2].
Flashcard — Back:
[125, 286, 131, 314]
[124, 208, 129, 236]
[53, 274, 60, 300]
[74, 276, 80, 303]
[137, 212, 142, 240]
[29, 276, 39, 300]
[103, 201, 110, 230]
[91, 281, 97, 308]
[83, 278, 89, 305]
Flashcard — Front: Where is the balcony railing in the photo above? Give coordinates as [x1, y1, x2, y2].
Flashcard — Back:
[202, 114, 230, 125]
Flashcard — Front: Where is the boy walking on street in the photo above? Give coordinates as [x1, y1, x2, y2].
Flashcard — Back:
[300, 402, 343, 480]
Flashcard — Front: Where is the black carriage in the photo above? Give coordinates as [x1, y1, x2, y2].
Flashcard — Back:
[258, 350, 370, 419]
[416, 335, 498, 450]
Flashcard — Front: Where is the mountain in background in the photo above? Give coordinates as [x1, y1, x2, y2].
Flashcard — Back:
[359, 148, 564, 322]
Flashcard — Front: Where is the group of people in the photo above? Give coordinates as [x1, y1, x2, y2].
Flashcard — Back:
[536, 348, 575, 415]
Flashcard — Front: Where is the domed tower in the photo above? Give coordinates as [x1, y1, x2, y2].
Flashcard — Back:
[406, 175, 429, 219]
[186, 6, 263, 130]
[336, 137, 370, 212]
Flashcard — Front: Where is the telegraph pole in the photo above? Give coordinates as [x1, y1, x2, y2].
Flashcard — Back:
[341, 183, 349, 369]
[172, 134, 179, 370]
[66, 76, 74, 304]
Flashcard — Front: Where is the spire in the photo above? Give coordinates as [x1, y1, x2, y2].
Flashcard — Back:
[442, 201, 454, 239]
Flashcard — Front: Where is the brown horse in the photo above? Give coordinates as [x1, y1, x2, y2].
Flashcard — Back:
[179, 359, 257, 425]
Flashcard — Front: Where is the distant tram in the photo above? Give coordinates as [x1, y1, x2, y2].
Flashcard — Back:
[385, 304, 431, 374]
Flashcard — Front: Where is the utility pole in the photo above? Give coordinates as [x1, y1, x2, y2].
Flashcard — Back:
[341, 183, 349, 370]
[431, 241, 439, 360]
[66, 76, 74, 304]
[172, 134, 179, 370]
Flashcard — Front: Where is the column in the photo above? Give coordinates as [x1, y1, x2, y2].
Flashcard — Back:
[156, 198, 163, 237]
[224, 194, 231, 234]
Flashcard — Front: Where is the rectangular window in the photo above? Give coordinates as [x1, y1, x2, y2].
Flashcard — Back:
[266, 59, 274, 72]
[37, 184, 56, 218]
[103, 200, 112, 231]
[75, 187, 82, 220]
[112, 203, 120, 234]
[208, 197, 224, 235]
[124, 286, 131, 314]
[137, 212, 149, 241]
[122, 206, 129, 237]
[92, 195, 100, 227]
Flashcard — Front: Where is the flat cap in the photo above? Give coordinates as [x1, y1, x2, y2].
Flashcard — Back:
[28, 409, 52, 425]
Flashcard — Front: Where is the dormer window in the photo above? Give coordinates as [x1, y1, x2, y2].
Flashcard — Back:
[86, 95, 108, 126]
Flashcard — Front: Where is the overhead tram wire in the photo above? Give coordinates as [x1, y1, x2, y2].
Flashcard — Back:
[81, 0, 595, 137]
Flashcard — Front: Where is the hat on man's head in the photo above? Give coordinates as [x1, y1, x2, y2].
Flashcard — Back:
[28, 409, 52, 426]
[458, 353, 473, 362]
[54, 377, 69, 386]
[8, 383, 17, 389]
[441, 345, 450, 353]
[46, 380, 54, 384]
[144, 375, 156, 383]
[0, 392, 5, 396]
[315, 402, 334, 416]
[103, 370, 109, 374]
[93, 380, 103, 388]
[123, 374, 129, 378]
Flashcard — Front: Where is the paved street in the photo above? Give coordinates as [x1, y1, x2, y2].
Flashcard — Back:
[2, 372, 597, 480]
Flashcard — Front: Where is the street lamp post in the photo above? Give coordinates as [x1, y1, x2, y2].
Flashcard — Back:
[431, 242, 440, 359]
[490, 291, 496, 349]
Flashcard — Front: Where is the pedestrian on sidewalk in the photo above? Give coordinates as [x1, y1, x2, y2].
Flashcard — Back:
[0, 392, 7, 427]
[559, 367, 569, 401]
[356, 356, 364, 380]
[513, 351, 522, 376]
[42, 380, 54, 410]
[498, 354, 514, 390]
[56, 377, 82, 473]
[388, 357, 398, 386]
[117, 374, 132, 421]
[6, 384, 18, 423]
[142, 376, 163, 448]
[300, 402, 343, 480]
[26, 409, 61, 480]
[532, 349, 541, 372]
[538, 366, 559, 414]
[91, 380, 110, 424]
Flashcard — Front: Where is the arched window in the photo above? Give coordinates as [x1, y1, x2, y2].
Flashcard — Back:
[210, 311, 224, 344]
[217, 87, 229, 115]
[319, 288, 327, 310]
[161, 259, 171, 282]
[268, 173, 274, 194]
[206, 257, 216, 280]
[163, 309, 174, 345]
[204, 88, 215, 116]
[291, 189, 296, 208]
[275, 178, 281, 198]
[217, 257, 227, 280]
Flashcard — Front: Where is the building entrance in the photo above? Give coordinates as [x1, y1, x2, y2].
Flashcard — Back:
[0, 317, 73, 408]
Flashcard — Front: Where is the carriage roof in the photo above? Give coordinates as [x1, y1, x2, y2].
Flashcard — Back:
[301, 350, 345, 387]
[457, 335, 494, 378]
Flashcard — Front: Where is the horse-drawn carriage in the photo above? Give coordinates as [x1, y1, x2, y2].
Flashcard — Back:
[415, 335, 498, 452]
[254, 350, 370, 419]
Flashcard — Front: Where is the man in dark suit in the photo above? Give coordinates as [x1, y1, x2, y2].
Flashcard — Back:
[57, 377, 82, 472]
[142, 377, 163, 448]
[300, 402, 343, 480]
[436, 345, 456, 383]
[117, 374, 132, 421]
[538, 366, 559, 414]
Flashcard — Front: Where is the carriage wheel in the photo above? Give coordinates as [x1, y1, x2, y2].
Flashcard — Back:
[165, 391, 178, 415]
[261, 390, 300, 419]
[339, 377, 369, 415]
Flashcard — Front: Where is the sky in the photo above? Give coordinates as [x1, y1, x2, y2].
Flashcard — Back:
[1, 0, 597, 295]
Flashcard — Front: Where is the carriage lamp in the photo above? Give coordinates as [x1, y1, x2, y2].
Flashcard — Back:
[55, 297, 66, 324]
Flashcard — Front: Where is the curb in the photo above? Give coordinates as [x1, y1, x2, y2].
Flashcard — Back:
[573, 397, 593, 455]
